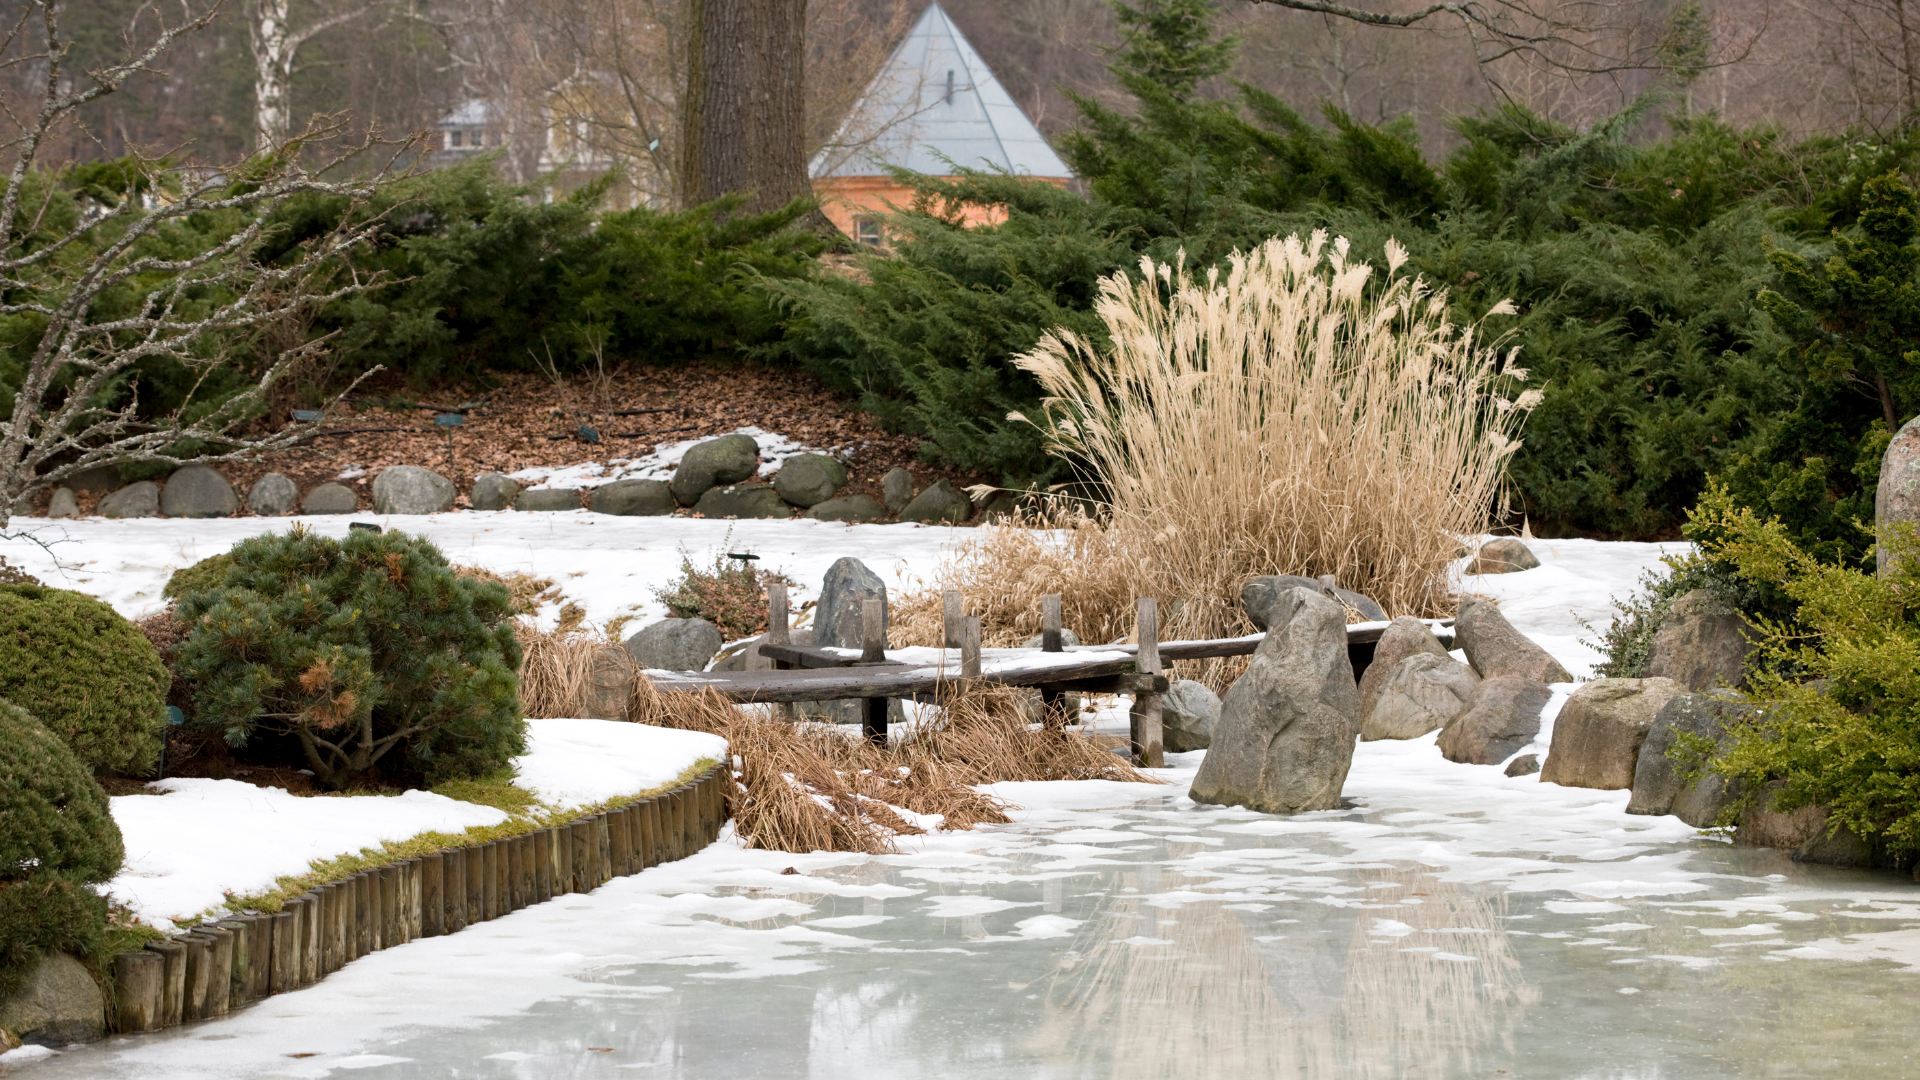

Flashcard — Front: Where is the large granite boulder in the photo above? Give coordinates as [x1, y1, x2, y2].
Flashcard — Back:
[773, 454, 848, 507]
[515, 488, 580, 512]
[1190, 588, 1358, 813]
[1877, 413, 1920, 573]
[1162, 679, 1221, 753]
[695, 482, 789, 519]
[470, 472, 520, 511]
[1241, 575, 1325, 630]
[899, 479, 971, 524]
[1356, 617, 1452, 721]
[1436, 675, 1552, 764]
[670, 433, 758, 505]
[98, 480, 159, 519]
[371, 465, 455, 515]
[247, 472, 298, 515]
[1540, 677, 1683, 790]
[160, 465, 238, 518]
[1361, 653, 1479, 741]
[1628, 692, 1746, 824]
[300, 482, 357, 514]
[815, 557, 889, 724]
[591, 478, 674, 516]
[1642, 590, 1753, 691]
[1454, 598, 1572, 683]
[808, 495, 885, 523]
[1466, 537, 1540, 575]
[0, 951, 103, 1046]
[881, 467, 915, 512]
[622, 618, 724, 672]
[45, 488, 77, 519]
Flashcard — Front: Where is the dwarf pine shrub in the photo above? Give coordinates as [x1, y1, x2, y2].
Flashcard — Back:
[1689, 486, 1920, 856]
[0, 699, 123, 1001]
[0, 584, 169, 775]
[175, 527, 525, 790]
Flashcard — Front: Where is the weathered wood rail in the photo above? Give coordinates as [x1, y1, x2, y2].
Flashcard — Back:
[649, 585, 1451, 768]
[106, 764, 729, 1035]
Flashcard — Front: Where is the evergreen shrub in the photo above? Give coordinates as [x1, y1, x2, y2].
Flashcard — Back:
[0, 584, 168, 775]
[0, 699, 123, 1002]
[175, 527, 525, 790]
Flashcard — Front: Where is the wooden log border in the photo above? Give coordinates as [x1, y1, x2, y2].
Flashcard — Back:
[106, 762, 730, 1035]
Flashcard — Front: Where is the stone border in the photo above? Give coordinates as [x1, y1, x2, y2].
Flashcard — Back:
[104, 763, 729, 1033]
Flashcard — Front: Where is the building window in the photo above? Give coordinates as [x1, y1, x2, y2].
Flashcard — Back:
[854, 216, 883, 247]
[448, 129, 463, 148]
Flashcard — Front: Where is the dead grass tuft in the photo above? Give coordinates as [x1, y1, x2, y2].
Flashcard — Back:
[454, 565, 558, 616]
[515, 620, 635, 719]
[631, 677, 1154, 854]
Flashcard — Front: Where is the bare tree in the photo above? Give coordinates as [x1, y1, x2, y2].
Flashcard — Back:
[0, 2, 404, 528]
[249, 0, 396, 149]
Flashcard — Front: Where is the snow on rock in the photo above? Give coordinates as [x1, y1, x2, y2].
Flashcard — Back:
[107, 719, 725, 931]
[508, 426, 834, 490]
[1455, 536, 1687, 679]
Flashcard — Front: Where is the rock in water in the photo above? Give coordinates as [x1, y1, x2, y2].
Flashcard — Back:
[45, 488, 77, 519]
[1356, 617, 1452, 720]
[97, 480, 159, 519]
[1877, 413, 1920, 573]
[590, 478, 674, 516]
[160, 465, 237, 518]
[1466, 537, 1540, 574]
[300, 483, 357, 514]
[881, 467, 916, 512]
[694, 482, 789, 519]
[470, 472, 520, 511]
[1435, 675, 1552, 764]
[371, 466, 455, 515]
[247, 472, 297, 515]
[773, 454, 848, 507]
[1628, 692, 1747, 824]
[1454, 598, 1572, 683]
[514, 488, 581, 512]
[1642, 589, 1753, 691]
[808, 495, 885, 523]
[899, 479, 971, 524]
[1162, 679, 1222, 752]
[1540, 677, 1682, 790]
[0, 952, 103, 1045]
[670, 433, 759, 505]
[1190, 588, 1358, 813]
[1361, 653, 1479, 741]
[815, 557, 889, 725]
[622, 618, 724, 672]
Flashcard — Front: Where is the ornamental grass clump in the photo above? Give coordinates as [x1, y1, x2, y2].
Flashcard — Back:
[175, 527, 525, 790]
[1009, 232, 1534, 640]
[0, 699, 124, 1001]
[0, 583, 169, 775]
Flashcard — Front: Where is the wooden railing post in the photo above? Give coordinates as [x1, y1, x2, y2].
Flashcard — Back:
[768, 582, 793, 720]
[942, 589, 963, 650]
[1040, 593, 1066, 727]
[961, 616, 982, 679]
[1130, 597, 1164, 768]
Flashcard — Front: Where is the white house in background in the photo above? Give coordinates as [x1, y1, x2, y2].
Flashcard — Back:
[432, 99, 505, 158]
[811, 1, 1073, 244]
[430, 96, 634, 206]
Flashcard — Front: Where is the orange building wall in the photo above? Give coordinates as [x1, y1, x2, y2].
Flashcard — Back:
[814, 174, 1070, 243]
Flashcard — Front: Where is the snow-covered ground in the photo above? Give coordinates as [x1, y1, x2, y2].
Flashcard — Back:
[107, 719, 726, 931]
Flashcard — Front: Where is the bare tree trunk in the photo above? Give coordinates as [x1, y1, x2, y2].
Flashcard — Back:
[680, 0, 810, 214]
[251, 0, 293, 148]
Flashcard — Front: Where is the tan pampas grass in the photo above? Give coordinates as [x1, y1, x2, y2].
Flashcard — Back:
[630, 677, 1154, 854]
[514, 621, 635, 719]
[1005, 231, 1532, 638]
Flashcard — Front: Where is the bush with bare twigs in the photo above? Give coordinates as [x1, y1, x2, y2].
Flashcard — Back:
[899, 233, 1534, 659]
[630, 677, 1152, 854]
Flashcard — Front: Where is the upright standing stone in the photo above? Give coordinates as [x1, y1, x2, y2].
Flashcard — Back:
[1540, 677, 1683, 790]
[1190, 588, 1358, 813]
[1877, 414, 1920, 573]
[1241, 575, 1325, 630]
[1161, 679, 1221, 753]
[371, 466, 455, 515]
[45, 488, 78, 518]
[881, 467, 915, 512]
[1436, 675, 1552, 765]
[670, 434, 759, 505]
[1642, 590, 1754, 691]
[1627, 692, 1747, 824]
[1454, 598, 1572, 683]
[247, 472, 298, 515]
[813, 557, 891, 724]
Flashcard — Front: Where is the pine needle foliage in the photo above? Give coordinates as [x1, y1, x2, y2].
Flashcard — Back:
[175, 527, 525, 790]
[0, 699, 123, 1001]
[0, 584, 169, 775]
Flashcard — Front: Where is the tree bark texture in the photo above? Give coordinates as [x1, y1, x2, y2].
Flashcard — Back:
[681, 0, 809, 214]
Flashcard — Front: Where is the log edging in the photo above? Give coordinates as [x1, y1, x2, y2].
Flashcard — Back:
[108, 762, 730, 1035]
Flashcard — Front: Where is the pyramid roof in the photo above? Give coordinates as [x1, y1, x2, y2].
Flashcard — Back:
[812, 2, 1072, 180]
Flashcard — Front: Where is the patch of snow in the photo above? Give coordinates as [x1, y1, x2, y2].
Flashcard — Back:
[508, 427, 837, 490]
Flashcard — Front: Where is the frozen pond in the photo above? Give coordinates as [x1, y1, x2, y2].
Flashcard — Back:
[24, 744, 1920, 1080]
